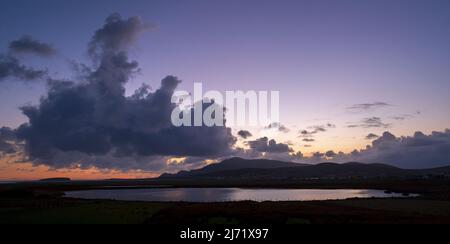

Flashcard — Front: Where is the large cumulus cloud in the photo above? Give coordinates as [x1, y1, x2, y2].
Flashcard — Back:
[15, 14, 236, 170]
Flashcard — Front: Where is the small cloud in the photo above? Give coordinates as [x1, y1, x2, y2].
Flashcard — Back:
[302, 138, 315, 142]
[365, 133, 379, 140]
[0, 127, 18, 155]
[265, 123, 290, 133]
[325, 150, 337, 158]
[9, 35, 57, 57]
[237, 130, 253, 139]
[347, 117, 391, 129]
[310, 126, 327, 133]
[298, 123, 335, 138]
[347, 102, 391, 113]
[0, 55, 47, 82]
[247, 137, 293, 153]
[390, 114, 414, 121]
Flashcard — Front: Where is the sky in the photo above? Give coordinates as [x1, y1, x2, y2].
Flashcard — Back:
[0, 0, 450, 180]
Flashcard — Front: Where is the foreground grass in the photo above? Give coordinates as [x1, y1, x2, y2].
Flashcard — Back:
[0, 198, 172, 224]
[2, 197, 450, 224]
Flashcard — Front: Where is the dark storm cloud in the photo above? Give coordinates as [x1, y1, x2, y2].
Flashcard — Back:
[237, 130, 253, 139]
[247, 137, 293, 153]
[15, 14, 236, 170]
[9, 36, 57, 57]
[0, 55, 47, 82]
[347, 102, 391, 112]
[347, 117, 391, 129]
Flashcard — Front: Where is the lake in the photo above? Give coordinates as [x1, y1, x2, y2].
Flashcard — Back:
[65, 188, 413, 202]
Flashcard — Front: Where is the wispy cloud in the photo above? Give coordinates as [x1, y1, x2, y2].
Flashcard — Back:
[390, 114, 415, 121]
[265, 123, 290, 133]
[347, 117, 391, 129]
[347, 102, 392, 113]
[298, 123, 336, 138]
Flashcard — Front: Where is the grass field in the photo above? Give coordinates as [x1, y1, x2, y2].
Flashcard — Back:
[0, 198, 171, 224]
[2, 197, 450, 224]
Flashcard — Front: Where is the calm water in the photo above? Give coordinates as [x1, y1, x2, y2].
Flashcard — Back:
[65, 188, 412, 202]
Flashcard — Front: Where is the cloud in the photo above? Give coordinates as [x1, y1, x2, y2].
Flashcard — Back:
[310, 126, 327, 133]
[347, 102, 391, 112]
[302, 138, 315, 142]
[347, 117, 391, 129]
[390, 114, 414, 121]
[0, 55, 47, 82]
[9, 36, 57, 57]
[365, 133, 379, 140]
[0, 127, 18, 155]
[265, 123, 290, 133]
[348, 130, 450, 168]
[0, 35, 56, 83]
[238, 129, 450, 170]
[251, 129, 450, 169]
[298, 130, 450, 169]
[237, 130, 253, 139]
[247, 137, 293, 154]
[325, 150, 337, 158]
[15, 14, 236, 171]
[88, 13, 150, 59]
[298, 123, 335, 138]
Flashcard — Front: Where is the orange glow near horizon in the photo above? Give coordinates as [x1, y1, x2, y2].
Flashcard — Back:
[0, 156, 159, 181]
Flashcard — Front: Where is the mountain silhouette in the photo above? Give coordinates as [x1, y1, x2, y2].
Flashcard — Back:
[160, 157, 450, 180]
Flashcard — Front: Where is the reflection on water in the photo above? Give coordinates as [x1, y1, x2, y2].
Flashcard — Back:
[65, 188, 414, 202]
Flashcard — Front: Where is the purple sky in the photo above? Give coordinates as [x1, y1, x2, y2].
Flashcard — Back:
[0, 0, 450, 179]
